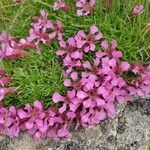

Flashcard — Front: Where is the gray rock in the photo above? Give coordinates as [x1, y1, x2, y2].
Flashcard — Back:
[1, 97, 150, 150]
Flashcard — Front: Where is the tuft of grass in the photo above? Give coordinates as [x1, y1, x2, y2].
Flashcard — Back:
[0, 0, 150, 107]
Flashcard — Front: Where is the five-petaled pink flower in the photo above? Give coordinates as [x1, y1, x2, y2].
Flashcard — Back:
[76, 0, 96, 16]
[53, 0, 70, 11]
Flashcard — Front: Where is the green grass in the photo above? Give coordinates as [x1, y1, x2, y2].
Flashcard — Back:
[0, 0, 150, 107]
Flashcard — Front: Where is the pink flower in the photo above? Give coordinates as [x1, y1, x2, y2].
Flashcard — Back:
[0, 106, 7, 135]
[27, 10, 64, 53]
[0, 32, 28, 60]
[56, 37, 83, 59]
[101, 39, 123, 60]
[0, 77, 12, 87]
[132, 5, 144, 16]
[18, 101, 47, 140]
[76, 0, 96, 16]
[52, 92, 65, 103]
[0, 87, 17, 101]
[5, 106, 20, 138]
[75, 25, 103, 52]
[53, 0, 70, 11]
[57, 124, 70, 138]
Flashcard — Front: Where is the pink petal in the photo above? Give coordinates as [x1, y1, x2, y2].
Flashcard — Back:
[25, 120, 34, 129]
[68, 37, 76, 47]
[97, 86, 106, 94]
[90, 25, 98, 34]
[95, 98, 105, 106]
[67, 90, 76, 98]
[52, 92, 65, 103]
[91, 109, 106, 124]
[82, 113, 90, 123]
[76, 90, 88, 99]
[111, 78, 118, 86]
[109, 59, 116, 68]
[56, 50, 65, 56]
[76, 30, 86, 38]
[90, 43, 96, 51]
[64, 79, 72, 87]
[34, 101, 43, 110]
[19, 39, 27, 45]
[71, 51, 83, 59]
[117, 96, 126, 104]
[112, 51, 122, 60]
[0, 89, 5, 101]
[40, 10, 47, 18]
[83, 61, 92, 69]
[67, 111, 76, 120]
[57, 125, 70, 138]
[105, 103, 116, 118]
[96, 51, 106, 58]
[76, 1, 83, 7]
[111, 39, 118, 49]
[83, 99, 91, 108]
[95, 33, 103, 40]
[59, 103, 67, 113]
[120, 61, 130, 71]
[101, 40, 108, 49]
[77, 9, 83, 16]
[18, 109, 27, 119]
[36, 119, 43, 127]
[9, 106, 16, 114]
[90, 0, 96, 6]
[59, 40, 66, 48]
[71, 72, 78, 81]
[79, 0, 86, 4]
[34, 131, 41, 141]
[94, 58, 100, 66]
[49, 32, 56, 40]
[0, 116, 4, 124]
[84, 82, 94, 91]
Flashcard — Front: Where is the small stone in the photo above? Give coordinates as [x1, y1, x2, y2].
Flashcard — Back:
[106, 135, 116, 144]
[117, 122, 126, 134]
[98, 143, 109, 150]
[0, 137, 10, 150]
[128, 98, 150, 115]
[130, 141, 139, 149]
[98, 147, 109, 150]
[100, 119, 109, 133]
[117, 145, 130, 150]
[141, 99, 150, 115]
[64, 141, 85, 150]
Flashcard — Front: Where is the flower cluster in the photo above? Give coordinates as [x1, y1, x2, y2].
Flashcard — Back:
[0, 10, 64, 57]
[53, 1, 144, 17]
[52, 0, 96, 16]
[54, 26, 150, 127]
[0, 32, 28, 61]
[0, 68, 17, 101]
[0, 100, 70, 141]
[21, 10, 64, 54]
[0, 9, 149, 141]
